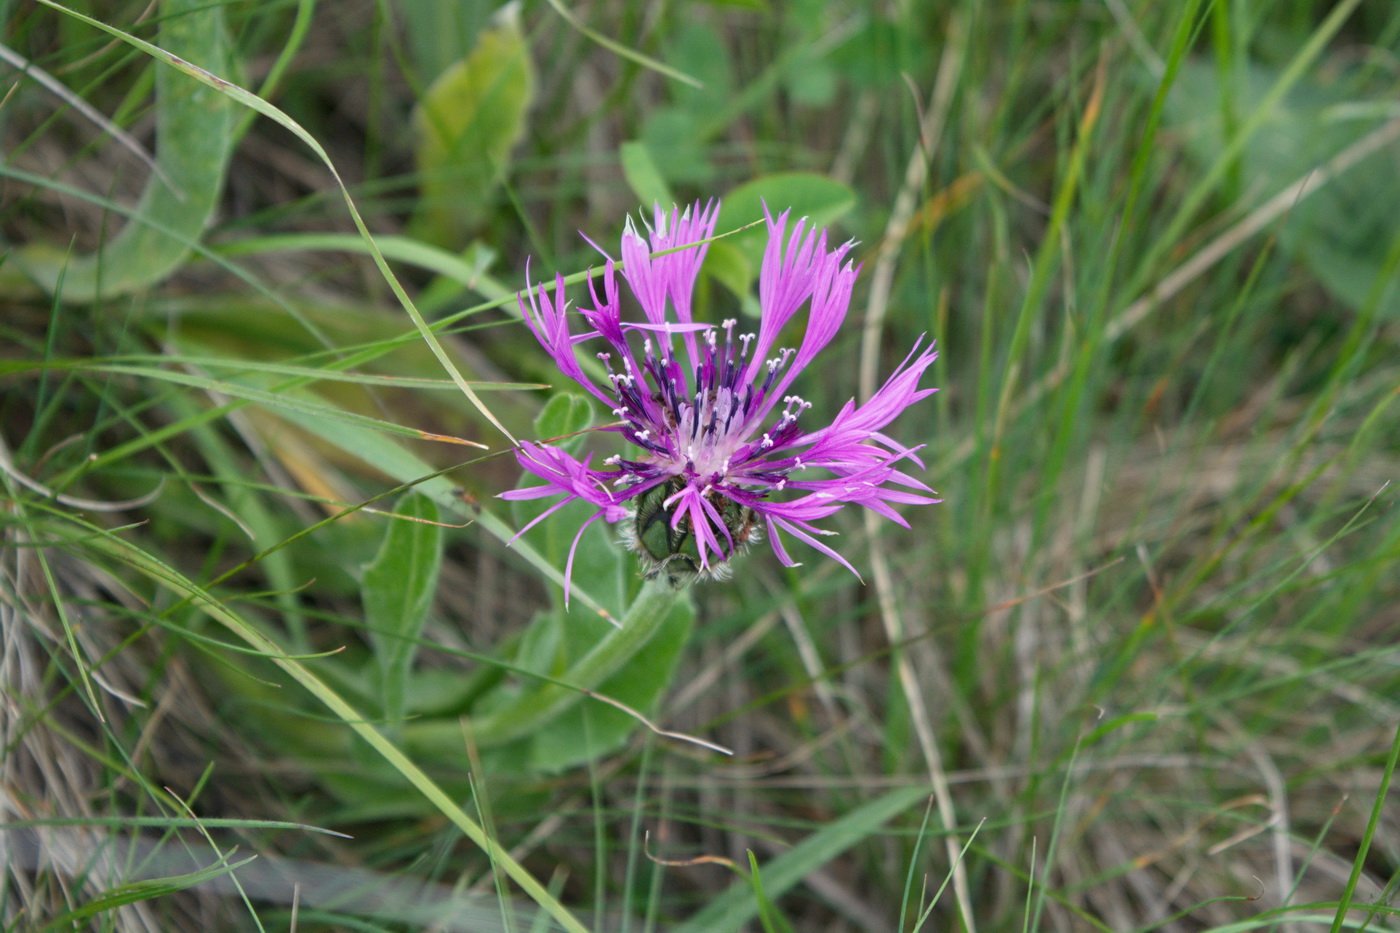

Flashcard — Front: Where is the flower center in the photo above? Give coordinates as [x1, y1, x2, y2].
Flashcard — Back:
[599, 319, 810, 490]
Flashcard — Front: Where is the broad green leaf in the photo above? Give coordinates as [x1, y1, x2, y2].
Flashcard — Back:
[717, 172, 857, 255]
[639, 108, 714, 185]
[784, 57, 836, 107]
[637, 22, 733, 184]
[467, 580, 682, 750]
[17, 0, 237, 302]
[412, 9, 534, 244]
[512, 609, 566, 683]
[525, 592, 693, 772]
[620, 140, 676, 211]
[482, 459, 691, 759]
[1169, 60, 1400, 315]
[703, 240, 756, 306]
[363, 492, 444, 727]
[533, 391, 594, 452]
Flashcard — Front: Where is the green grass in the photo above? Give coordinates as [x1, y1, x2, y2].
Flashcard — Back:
[3, 1, 1399, 931]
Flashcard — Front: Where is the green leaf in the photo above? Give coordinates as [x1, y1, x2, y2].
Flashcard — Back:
[525, 593, 693, 772]
[17, 0, 238, 302]
[362, 492, 445, 727]
[620, 140, 676, 211]
[1169, 60, 1400, 315]
[35, 363, 482, 445]
[42, 855, 258, 928]
[397, 0, 494, 84]
[747, 850, 793, 933]
[412, 8, 534, 244]
[703, 240, 756, 306]
[533, 391, 594, 451]
[717, 172, 857, 254]
[467, 580, 683, 749]
[636, 22, 732, 184]
[215, 233, 507, 297]
[639, 108, 714, 185]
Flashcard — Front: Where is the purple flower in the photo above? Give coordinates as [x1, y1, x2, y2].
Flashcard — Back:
[502, 201, 940, 598]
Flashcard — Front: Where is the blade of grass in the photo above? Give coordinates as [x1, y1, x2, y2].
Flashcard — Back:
[32, 0, 516, 446]
[540, 0, 701, 89]
[1327, 720, 1400, 933]
[71, 517, 592, 933]
[673, 784, 932, 933]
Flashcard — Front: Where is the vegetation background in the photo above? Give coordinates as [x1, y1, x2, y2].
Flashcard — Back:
[2, 0, 1398, 930]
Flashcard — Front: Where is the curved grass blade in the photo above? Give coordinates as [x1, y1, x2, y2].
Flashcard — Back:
[31, 0, 514, 445]
[73, 518, 591, 933]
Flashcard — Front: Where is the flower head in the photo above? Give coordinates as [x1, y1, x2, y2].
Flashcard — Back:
[502, 201, 940, 598]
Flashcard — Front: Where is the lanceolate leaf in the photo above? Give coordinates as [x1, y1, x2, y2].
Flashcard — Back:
[19, 0, 238, 302]
[363, 492, 444, 728]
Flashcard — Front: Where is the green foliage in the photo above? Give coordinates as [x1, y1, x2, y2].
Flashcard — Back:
[533, 390, 594, 449]
[1169, 59, 1400, 314]
[675, 785, 936, 933]
[620, 139, 677, 210]
[363, 492, 444, 728]
[710, 172, 856, 302]
[5, 1, 1400, 931]
[412, 9, 534, 245]
[639, 21, 733, 184]
[14, 0, 237, 301]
